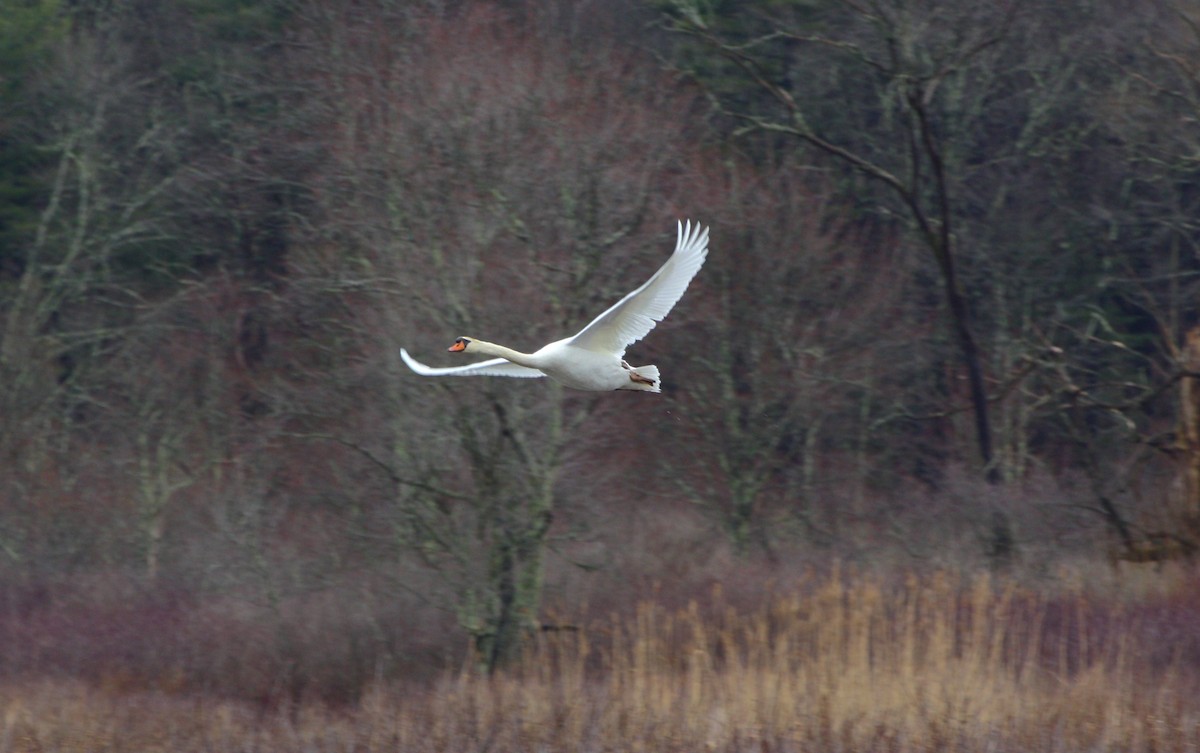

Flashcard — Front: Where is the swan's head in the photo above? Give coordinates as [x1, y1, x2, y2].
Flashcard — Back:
[448, 337, 474, 353]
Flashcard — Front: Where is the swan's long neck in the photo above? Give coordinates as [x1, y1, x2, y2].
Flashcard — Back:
[470, 340, 539, 368]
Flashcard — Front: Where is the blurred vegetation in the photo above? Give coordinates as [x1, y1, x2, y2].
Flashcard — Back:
[1, 0, 1199, 714]
[3, 571, 1198, 751]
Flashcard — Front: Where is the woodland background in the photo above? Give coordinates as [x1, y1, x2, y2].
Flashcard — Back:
[2, 0, 1200, 746]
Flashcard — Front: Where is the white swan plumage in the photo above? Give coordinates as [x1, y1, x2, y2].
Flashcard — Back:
[400, 220, 709, 393]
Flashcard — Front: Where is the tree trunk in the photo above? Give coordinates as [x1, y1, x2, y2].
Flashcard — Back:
[1178, 326, 1200, 532]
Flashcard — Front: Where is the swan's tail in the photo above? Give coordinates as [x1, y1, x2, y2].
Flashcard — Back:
[622, 364, 661, 393]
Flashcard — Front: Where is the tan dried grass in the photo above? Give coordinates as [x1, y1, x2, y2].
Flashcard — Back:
[2, 570, 1196, 752]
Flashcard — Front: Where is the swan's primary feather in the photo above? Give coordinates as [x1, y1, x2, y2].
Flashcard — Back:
[400, 348, 546, 379]
[569, 220, 709, 356]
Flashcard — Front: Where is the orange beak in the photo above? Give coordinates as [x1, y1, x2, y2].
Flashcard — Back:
[448, 341, 467, 352]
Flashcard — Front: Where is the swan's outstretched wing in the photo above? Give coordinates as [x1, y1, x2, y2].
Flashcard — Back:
[568, 220, 709, 356]
[400, 348, 546, 379]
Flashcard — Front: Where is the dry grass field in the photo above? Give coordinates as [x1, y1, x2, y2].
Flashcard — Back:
[2, 569, 1197, 753]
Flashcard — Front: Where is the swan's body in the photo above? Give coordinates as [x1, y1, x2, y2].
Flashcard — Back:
[400, 220, 709, 393]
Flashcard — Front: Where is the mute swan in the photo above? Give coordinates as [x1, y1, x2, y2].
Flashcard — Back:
[400, 220, 709, 393]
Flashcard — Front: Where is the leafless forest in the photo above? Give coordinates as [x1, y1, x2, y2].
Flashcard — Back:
[2, 0, 1200, 749]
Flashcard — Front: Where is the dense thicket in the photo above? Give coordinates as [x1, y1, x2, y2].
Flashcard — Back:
[1, 0, 1198, 697]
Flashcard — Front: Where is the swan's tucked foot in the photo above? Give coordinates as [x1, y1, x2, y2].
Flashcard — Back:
[623, 360, 657, 386]
[628, 370, 657, 387]
[619, 361, 660, 392]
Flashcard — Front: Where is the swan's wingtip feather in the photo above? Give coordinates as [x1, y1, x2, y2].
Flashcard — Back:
[674, 219, 709, 255]
[399, 347, 425, 373]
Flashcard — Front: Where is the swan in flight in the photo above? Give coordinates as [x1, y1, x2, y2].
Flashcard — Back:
[400, 220, 709, 393]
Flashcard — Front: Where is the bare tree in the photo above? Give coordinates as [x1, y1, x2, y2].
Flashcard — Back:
[286, 2, 707, 668]
[665, 0, 1028, 487]
[666, 162, 901, 553]
[0, 8, 186, 566]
